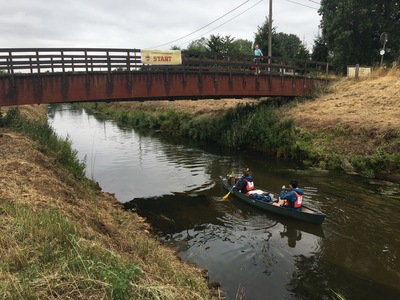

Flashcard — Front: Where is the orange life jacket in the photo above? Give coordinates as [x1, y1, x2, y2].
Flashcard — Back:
[292, 190, 303, 208]
[245, 179, 254, 191]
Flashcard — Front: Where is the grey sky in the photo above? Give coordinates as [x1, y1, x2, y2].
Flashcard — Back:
[1, 0, 321, 50]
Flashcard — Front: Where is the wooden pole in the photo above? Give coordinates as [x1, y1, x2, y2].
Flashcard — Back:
[268, 0, 272, 71]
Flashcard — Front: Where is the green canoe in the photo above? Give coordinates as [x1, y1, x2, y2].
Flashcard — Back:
[220, 176, 326, 225]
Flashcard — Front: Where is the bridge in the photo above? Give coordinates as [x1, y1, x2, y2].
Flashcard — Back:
[0, 48, 330, 107]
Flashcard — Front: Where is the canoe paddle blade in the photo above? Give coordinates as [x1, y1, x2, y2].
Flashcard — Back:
[222, 191, 231, 199]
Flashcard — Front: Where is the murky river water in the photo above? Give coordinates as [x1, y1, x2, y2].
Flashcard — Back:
[48, 104, 400, 300]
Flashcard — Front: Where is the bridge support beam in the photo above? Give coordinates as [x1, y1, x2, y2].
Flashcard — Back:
[0, 72, 325, 106]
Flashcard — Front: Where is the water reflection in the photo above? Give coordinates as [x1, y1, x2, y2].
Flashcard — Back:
[280, 226, 302, 248]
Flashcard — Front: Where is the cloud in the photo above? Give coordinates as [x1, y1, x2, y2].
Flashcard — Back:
[0, 0, 321, 49]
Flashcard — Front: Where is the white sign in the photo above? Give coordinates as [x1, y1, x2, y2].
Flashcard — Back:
[347, 66, 372, 77]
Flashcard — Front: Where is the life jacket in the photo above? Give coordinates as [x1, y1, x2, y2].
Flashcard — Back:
[245, 179, 254, 191]
[292, 190, 303, 208]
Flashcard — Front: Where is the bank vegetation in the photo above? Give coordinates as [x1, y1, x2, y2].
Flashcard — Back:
[0, 107, 217, 299]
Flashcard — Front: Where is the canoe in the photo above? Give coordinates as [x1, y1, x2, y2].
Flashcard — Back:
[220, 176, 326, 225]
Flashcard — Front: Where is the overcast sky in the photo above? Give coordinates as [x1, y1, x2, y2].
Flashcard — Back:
[1, 0, 321, 51]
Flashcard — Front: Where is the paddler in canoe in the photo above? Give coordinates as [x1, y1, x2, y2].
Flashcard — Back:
[273, 180, 304, 211]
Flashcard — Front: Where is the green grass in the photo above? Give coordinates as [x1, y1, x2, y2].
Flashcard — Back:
[0, 200, 141, 300]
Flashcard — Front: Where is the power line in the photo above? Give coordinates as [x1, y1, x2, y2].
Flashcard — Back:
[149, 0, 252, 49]
[307, 0, 320, 4]
[176, 0, 263, 48]
[286, 0, 318, 10]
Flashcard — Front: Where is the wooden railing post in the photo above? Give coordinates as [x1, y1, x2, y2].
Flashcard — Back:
[325, 62, 329, 79]
[8, 51, 15, 86]
[303, 61, 308, 87]
[61, 51, 65, 74]
[85, 51, 88, 73]
[107, 51, 111, 82]
[7, 52, 13, 75]
[107, 51, 111, 72]
[36, 51, 40, 74]
[127, 51, 132, 84]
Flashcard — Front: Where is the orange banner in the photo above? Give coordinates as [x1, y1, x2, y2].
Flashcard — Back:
[141, 49, 182, 65]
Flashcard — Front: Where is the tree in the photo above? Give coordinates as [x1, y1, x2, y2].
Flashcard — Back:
[231, 39, 253, 55]
[253, 16, 309, 59]
[319, 0, 400, 73]
[273, 33, 310, 59]
[253, 16, 276, 57]
[206, 34, 235, 53]
[311, 34, 330, 62]
[186, 35, 252, 56]
[186, 37, 208, 52]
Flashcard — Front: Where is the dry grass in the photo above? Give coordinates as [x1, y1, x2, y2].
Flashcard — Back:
[280, 67, 400, 157]
[108, 98, 260, 117]
[0, 124, 216, 299]
[289, 68, 400, 133]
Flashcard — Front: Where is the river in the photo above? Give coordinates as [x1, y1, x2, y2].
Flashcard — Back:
[48, 104, 400, 300]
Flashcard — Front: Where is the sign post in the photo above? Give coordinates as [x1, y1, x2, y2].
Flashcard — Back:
[380, 32, 388, 67]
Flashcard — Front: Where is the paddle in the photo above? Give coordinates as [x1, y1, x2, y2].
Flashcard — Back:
[223, 184, 235, 199]
[222, 172, 238, 199]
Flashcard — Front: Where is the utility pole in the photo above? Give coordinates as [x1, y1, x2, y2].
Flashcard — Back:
[268, 0, 272, 69]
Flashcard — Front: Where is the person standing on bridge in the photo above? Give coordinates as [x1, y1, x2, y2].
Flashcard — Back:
[254, 44, 263, 75]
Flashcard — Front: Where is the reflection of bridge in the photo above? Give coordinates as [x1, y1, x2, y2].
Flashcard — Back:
[0, 48, 330, 107]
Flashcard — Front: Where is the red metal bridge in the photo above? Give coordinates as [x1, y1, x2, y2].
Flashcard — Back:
[0, 48, 330, 107]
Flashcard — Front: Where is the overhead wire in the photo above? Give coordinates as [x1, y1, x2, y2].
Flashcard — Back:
[175, 0, 264, 48]
[149, 0, 253, 49]
[149, 0, 318, 50]
[286, 0, 319, 10]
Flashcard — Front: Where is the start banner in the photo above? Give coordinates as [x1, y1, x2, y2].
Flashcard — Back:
[141, 49, 182, 65]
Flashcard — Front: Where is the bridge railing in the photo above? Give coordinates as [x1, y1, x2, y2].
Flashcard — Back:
[0, 48, 330, 79]
[0, 48, 142, 74]
[177, 51, 330, 78]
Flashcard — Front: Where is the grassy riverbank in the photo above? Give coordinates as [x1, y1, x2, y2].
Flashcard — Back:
[81, 67, 400, 181]
[0, 106, 216, 299]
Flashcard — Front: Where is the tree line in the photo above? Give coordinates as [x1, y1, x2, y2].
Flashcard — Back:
[172, 0, 399, 75]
